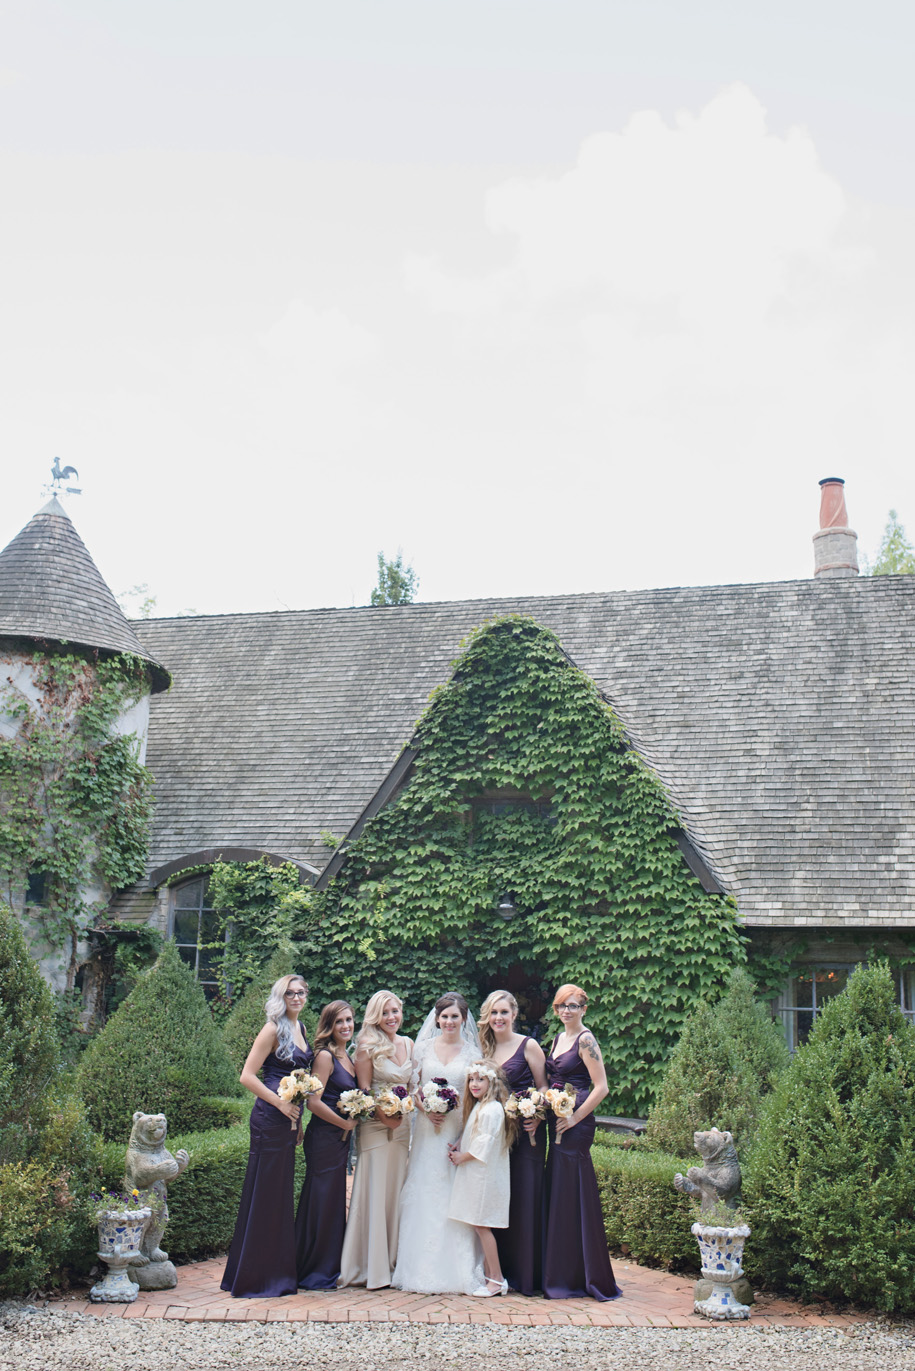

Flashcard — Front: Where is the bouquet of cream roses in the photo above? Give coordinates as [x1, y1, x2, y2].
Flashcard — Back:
[337, 1088, 376, 1121]
[276, 1069, 324, 1130]
[504, 1087, 547, 1146]
[543, 1082, 577, 1143]
[374, 1084, 416, 1118]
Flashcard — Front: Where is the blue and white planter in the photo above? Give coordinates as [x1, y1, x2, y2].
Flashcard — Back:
[691, 1222, 752, 1320]
[89, 1208, 152, 1303]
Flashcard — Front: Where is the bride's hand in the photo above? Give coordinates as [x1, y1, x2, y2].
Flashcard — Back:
[430, 1112, 445, 1130]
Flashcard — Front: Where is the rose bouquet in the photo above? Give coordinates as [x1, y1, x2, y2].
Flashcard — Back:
[543, 1082, 577, 1144]
[276, 1068, 324, 1130]
[337, 1088, 376, 1121]
[374, 1084, 416, 1118]
[417, 1076, 460, 1118]
[504, 1087, 546, 1146]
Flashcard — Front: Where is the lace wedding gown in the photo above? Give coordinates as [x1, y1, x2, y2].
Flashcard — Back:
[391, 1039, 485, 1295]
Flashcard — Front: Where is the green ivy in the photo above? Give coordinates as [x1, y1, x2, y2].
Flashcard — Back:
[206, 857, 316, 1005]
[0, 649, 155, 985]
[305, 617, 746, 1116]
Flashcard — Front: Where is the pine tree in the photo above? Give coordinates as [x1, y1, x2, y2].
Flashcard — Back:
[77, 940, 241, 1140]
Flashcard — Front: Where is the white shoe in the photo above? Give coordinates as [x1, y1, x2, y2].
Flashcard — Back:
[472, 1276, 508, 1297]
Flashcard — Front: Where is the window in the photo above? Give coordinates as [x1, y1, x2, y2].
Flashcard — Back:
[169, 876, 221, 999]
[26, 871, 47, 906]
[778, 963, 915, 1050]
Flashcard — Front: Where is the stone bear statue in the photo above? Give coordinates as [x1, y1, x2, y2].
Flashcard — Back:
[673, 1127, 742, 1212]
[124, 1112, 189, 1270]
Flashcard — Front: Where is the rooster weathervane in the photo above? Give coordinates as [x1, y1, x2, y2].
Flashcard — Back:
[49, 457, 81, 496]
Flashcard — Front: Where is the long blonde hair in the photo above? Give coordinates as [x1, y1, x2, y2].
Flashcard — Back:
[356, 990, 404, 1063]
[461, 1059, 519, 1149]
[477, 989, 519, 1058]
[264, 974, 308, 1063]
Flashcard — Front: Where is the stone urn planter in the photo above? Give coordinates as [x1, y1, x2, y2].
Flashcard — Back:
[691, 1221, 752, 1320]
[89, 1206, 152, 1303]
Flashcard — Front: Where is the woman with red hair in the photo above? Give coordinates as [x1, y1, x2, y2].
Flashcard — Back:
[542, 984, 620, 1301]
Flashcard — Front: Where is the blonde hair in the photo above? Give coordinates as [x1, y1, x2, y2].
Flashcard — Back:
[461, 1059, 519, 1149]
[264, 974, 308, 1063]
[477, 989, 519, 1058]
[356, 990, 404, 1063]
[552, 983, 588, 1014]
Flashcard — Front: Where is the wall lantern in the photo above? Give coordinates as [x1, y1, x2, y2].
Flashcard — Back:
[497, 894, 517, 922]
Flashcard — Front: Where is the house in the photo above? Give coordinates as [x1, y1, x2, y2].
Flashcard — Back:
[2, 480, 913, 1048]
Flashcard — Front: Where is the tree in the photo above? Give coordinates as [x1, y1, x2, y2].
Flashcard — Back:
[370, 551, 418, 606]
[865, 510, 915, 576]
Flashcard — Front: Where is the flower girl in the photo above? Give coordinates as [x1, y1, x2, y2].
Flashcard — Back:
[447, 1060, 518, 1296]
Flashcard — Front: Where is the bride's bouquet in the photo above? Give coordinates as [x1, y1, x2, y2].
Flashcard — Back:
[417, 1076, 460, 1117]
[504, 1087, 547, 1146]
[276, 1069, 323, 1130]
[543, 1082, 577, 1144]
[374, 1084, 416, 1118]
[337, 1088, 376, 1121]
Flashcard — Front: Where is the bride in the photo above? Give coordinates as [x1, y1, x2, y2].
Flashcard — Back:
[391, 992, 485, 1295]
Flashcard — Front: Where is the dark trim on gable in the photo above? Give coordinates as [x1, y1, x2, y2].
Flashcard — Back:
[675, 832, 725, 895]
[315, 744, 420, 891]
[148, 848, 320, 889]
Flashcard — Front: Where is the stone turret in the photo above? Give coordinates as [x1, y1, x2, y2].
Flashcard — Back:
[813, 478, 859, 579]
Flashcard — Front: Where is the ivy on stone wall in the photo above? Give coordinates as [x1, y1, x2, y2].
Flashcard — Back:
[0, 648, 154, 985]
[305, 616, 746, 1117]
[206, 856, 315, 1006]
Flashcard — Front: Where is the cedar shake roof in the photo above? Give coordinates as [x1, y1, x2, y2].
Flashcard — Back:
[131, 574, 915, 930]
[0, 499, 169, 691]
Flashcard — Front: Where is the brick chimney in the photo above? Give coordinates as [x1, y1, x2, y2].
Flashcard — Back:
[813, 478, 859, 578]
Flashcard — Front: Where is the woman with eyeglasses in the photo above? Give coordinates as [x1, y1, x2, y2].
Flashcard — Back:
[541, 984, 620, 1301]
[221, 973, 313, 1297]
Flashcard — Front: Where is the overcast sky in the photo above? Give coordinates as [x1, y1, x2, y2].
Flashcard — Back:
[2, 1, 913, 615]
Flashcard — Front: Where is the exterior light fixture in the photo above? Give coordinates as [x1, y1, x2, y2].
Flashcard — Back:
[497, 894, 517, 922]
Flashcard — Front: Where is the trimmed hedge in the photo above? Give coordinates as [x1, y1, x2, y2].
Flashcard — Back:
[592, 1136, 698, 1269]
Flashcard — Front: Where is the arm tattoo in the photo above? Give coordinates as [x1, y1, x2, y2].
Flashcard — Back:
[580, 1034, 602, 1063]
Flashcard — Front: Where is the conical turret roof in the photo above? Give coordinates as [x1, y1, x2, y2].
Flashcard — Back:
[0, 497, 170, 692]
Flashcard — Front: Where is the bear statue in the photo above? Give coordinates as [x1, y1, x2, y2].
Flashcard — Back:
[123, 1112, 189, 1291]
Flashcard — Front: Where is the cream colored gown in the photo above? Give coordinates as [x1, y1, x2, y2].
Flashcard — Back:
[338, 1051, 412, 1288]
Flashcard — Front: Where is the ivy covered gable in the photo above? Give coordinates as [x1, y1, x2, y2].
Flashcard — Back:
[309, 616, 745, 1116]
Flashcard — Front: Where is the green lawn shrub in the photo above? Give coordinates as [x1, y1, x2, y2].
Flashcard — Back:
[592, 1134, 698, 1269]
[221, 943, 317, 1076]
[76, 940, 241, 1141]
[644, 968, 790, 1156]
[0, 905, 98, 1294]
[745, 962, 915, 1312]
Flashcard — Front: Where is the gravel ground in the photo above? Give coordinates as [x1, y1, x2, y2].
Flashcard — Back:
[2, 1304, 915, 1371]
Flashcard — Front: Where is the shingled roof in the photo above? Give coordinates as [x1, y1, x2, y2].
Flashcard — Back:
[0, 498, 169, 691]
[129, 574, 915, 930]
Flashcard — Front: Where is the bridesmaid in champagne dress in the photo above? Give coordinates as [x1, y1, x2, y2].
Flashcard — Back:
[221, 974, 313, 1298]
[542, 983, 620, 1301]
[339, 990, 414, 1288]
[477, 990, 547, 1295]
[295, 1000, 358, 1289]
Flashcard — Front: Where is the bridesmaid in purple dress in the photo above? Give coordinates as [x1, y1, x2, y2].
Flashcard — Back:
[221, 973, 313, 1298]
[542, 983, 620, 1301]
[295, 999, 358, 1289]
[478, 990, 547, 1295]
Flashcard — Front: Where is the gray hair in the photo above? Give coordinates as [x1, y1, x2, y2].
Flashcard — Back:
[265, 974, 308, 1062]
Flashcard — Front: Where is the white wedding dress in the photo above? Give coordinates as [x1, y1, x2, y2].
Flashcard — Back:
[391, 1037, 485, 1295]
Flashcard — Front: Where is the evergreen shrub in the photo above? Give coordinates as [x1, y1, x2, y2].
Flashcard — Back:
[644, 968, 790, 1156]
[76, 940, 241, 1141]
[221, 943, 317, 1076]
[592, 1136, 697, 1268]
[0, 906, 97, 1294]
[745, 962, 915, 1311]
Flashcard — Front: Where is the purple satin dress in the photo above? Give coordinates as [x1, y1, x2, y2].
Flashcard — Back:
[221, 1036, 313, 1298]
[542, 1032, 620, 1301]
[495, 1037, 545, 1295]
[295, 1050, 356, 1289]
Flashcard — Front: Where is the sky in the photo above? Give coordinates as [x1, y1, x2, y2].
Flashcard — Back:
[2, 1, 914, 616]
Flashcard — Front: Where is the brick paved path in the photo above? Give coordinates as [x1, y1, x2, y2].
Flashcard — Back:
[43, 1256, 868, 1329]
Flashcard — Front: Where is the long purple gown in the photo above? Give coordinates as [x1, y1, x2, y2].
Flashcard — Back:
[495, 1037, 545, 1295]
[295, 1050, 356, 1289]
[221, 1036, 313, 1298]
[542, 1032, 620, 1301]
